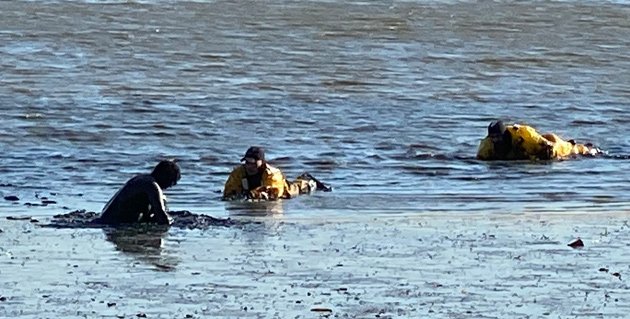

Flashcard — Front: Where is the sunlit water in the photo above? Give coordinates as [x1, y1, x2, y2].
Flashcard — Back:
[2, 0, 630, 219]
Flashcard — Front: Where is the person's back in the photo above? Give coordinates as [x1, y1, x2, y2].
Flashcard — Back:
[99, 174, 167, 224]
[477, 121, 602, 161]
[95, 160, 181, 225]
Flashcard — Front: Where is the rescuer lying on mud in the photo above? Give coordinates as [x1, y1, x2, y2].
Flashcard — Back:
[223, 146, 331, 201]
[477, 120, 603, 161]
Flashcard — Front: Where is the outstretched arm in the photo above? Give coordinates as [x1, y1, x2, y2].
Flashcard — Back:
[146, 181, 171, 225]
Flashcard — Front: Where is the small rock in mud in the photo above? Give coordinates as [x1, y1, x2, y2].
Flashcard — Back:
[4, 195, 19, 201]
[154, 264, 175, 271]
[6, 216, 32, 221]
[568, 238, 584, 248]
[311, 307, 333, 313]
[24, 202, 43, 207]
[41, 200, 57, 205]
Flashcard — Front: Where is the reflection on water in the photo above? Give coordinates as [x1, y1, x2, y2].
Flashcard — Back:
[103, 226, 178, 271]
[224, 200, 285, 216]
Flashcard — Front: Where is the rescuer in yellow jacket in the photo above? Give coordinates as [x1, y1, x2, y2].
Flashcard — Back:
[223, 146, 330, 201]
[477, 120, 602, 161]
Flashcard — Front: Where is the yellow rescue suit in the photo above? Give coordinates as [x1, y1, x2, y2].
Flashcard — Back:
[223, 164, 314, 200]
[477, 124, 599, 161]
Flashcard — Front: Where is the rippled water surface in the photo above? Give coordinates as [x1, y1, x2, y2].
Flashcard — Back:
[2, 0, 630, 217]
[1, 0, 630, 317]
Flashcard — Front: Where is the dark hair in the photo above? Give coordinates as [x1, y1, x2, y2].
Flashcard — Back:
[151, 160, 181, 189]
[488, 120, 507, 136]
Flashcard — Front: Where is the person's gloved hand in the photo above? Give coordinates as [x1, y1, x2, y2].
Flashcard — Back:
[249, 186, 272, 200]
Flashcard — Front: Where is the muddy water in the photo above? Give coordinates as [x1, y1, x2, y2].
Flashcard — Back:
[2, 0, 630, 317]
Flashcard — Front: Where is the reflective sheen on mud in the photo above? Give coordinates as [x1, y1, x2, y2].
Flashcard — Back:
[1, 0, 630, 318]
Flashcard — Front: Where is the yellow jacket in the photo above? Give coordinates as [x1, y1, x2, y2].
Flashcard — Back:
[223, 164, 296, 200]
[477, 124, 598, 161]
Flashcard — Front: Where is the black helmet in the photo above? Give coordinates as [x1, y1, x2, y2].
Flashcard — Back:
[488, 120, 507, 136]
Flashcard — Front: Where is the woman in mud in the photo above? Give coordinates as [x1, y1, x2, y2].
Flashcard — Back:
[477, 120, 603, 161]
[223, 146, 329, 201]
[94, 160, 181, 225]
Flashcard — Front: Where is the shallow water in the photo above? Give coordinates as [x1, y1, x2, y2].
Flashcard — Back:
[1, 0, 630, 317]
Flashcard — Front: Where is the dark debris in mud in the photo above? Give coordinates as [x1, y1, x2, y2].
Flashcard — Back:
[5, 216, 39, 223]
[3, 195, 19, 201]
[168, 210, 258, 229]
[40, 209, 259, 230]
[568, 238, 584, 249]
[6, 216, 32, 221]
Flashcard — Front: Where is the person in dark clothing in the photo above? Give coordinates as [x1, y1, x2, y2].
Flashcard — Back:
[95, 160, 181, 225]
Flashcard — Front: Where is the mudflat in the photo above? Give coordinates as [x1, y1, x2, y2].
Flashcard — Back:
[1, 212, 628, 318]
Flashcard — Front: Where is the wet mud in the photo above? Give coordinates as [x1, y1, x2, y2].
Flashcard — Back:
[40, 210, 259, 230]
[3, 213, 630, 318]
